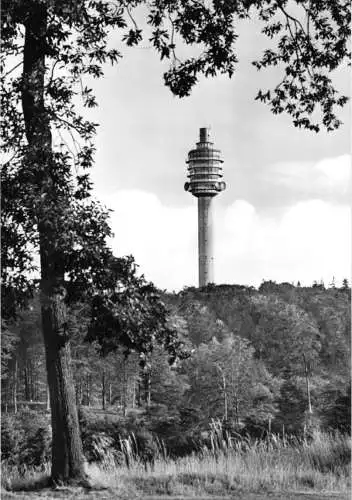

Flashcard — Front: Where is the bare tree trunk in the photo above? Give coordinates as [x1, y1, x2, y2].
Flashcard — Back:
[30, 360, 35, 400]
[42, 321, 86, 483]
[76, 381, 83, 406]
[122, 359, 127, 416]
[102, 370, 106, 410]
[234, 396, 239, 424]
[86, 374, 91, 407]
[46, 385, 50, 411]
[22, 4, 86, 484]
[145, 370, 151, 408]
[222, 372, 228, 421]
[26, 360, 34, 401]
[24, 363, 30, 401]
[4, 378, 9, 413]
[13, 358, 18, 414]
[132, 379, 136, 409]
[306, 373, 312, 414]
[108, 383, 112, 406]
[75, 382, 79, 406]
[137, 377, 142, 407]
[75, 383, 79, 406]
[303, 356, 312, 414]
[216, 366, 227, 421]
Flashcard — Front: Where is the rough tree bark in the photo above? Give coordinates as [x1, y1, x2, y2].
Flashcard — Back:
[22, 3, 86, 484]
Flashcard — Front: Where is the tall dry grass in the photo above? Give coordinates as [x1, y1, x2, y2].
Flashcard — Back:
[88, 429, 350, 496]
[2, 429, 350, 496]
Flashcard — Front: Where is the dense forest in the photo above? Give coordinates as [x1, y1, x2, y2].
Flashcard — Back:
[2, 279, 350, 468]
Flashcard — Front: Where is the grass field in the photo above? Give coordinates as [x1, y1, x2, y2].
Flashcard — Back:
[2, 430, 350, 499]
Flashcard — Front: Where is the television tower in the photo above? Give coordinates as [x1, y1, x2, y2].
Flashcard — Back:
[184, 127, 226, 287]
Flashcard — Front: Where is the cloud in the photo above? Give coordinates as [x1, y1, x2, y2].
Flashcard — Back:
[103, 190, 198, 290]
[216, 199, 350, 287]
[314, 155, 351, 190]
[102, 187, 350, 291]
[231, 154, 351, 214]
[257, 154, 351, 205]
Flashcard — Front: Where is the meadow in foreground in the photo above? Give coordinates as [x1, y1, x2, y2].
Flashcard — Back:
[2, 430, 350, 498]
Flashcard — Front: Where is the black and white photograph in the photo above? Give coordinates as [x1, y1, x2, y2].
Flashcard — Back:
[1, 1, 351, 499]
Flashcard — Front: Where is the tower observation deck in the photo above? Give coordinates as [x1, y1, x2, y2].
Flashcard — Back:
[184, 128, 226, 287]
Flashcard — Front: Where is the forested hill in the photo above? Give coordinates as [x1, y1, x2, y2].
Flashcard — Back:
[167, 281, 350, 379]
[161, 281, 351, 434]
[2, 280, 350, 447]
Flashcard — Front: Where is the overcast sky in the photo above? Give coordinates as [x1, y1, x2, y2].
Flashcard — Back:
[86, 14, 350, 291]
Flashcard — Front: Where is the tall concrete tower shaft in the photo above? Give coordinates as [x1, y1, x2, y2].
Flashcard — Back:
[184, 128, 226, 287]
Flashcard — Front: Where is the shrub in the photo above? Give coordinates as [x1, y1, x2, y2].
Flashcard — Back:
[78, 407, 160, 467]
[1, 414, 23, 464]
[1, 410, 51, 469]
[306, 431, 351, 474]
[320, 385, 351, 434]
[21, 426, 51, 468]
